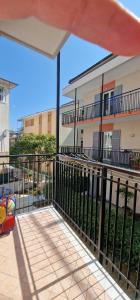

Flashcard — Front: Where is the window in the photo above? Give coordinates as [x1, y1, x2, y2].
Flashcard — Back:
[39, 114, 42, 134]
[103, 131, 112, 160]
[25, 118, 34, 127]
[0, 87, 6, 103]
[103, 89, 114, 116]
[48, 112, 52, 134]
[81, 129, 84, 134]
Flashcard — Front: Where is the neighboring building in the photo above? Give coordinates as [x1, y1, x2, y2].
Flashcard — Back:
[0, 78, 17, 156]
[60, 101, 82, 148]
[62, 54, 140, 167]
[20, 103, 82, 148]
[9, 130, 19, 147]
[21, 108, 56, 136]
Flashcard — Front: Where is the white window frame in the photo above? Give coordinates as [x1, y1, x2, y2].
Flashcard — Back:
[103, 131, 112, 160]
[103, 89, 114, 115]
[0, 87, 7, 103]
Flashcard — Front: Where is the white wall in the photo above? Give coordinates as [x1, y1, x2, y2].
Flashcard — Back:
[60, 103, 82, 147]
[0, 90, 9, 154]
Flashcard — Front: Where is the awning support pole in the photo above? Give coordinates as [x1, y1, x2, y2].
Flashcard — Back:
[74, 88, 77, 153]
[56, 52, 60, 154]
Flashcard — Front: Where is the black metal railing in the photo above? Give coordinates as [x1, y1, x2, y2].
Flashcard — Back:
[1, 153, 140, 296]
[0, 154, 54, 214]
[54, 155, 140, 298]
[60, 146, 140, 170]
[62, 88, 140, 125]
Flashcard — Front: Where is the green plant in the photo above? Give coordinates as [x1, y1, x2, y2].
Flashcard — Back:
[133, 157, 140, 164]
[58, 184, 140, 272]
[119, 187, 134, 201]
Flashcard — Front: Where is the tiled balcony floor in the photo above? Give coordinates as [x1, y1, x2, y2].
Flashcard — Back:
[0, 207, 130, 300]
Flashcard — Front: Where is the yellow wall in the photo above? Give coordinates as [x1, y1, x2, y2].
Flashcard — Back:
[23, 109, 56, 136]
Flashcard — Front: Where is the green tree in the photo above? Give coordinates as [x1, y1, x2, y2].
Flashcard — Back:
[10, 134, 56, 184]
[10, 134, 56, 155]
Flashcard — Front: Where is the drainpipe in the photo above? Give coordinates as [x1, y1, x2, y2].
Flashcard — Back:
[74, 88, 77, 153]
[99, 73, 104, 162]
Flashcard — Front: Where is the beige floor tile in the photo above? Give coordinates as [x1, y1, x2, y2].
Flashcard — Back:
[0, 208, 123, 300]
[0, 294, 13, 300]
[66, 284, 83, 299]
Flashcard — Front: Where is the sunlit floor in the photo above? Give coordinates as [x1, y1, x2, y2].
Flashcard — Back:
[0, 206, 130, 300]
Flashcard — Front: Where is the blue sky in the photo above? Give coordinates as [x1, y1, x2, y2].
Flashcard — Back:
[0, 0, 140, 130]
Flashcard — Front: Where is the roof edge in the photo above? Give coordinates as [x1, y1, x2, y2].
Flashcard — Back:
[69, 53, 116, 84]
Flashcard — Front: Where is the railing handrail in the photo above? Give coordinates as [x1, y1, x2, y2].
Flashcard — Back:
[0, 153, 56, 158]
[62, 86, 140, 117]
[58, 154, 140, 177]
[61, 146, 140, 152]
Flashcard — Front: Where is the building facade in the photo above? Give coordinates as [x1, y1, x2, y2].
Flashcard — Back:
[62, 54, 140, 168]
[0, 78, 16, 156]
[20, 102, 82, 148]
[22, 108, 56, 136]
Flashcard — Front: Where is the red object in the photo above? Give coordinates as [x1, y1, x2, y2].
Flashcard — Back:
[2, 215, 15, 233]
[0, 0, 140, 55]
[0, 226, 3, 234]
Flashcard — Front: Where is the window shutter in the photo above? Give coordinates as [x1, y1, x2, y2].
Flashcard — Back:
[114, 85, 123, 97]
[111, 130, 121, 164]
[112, 130, 121, 150]
[94, 93, 101, 117]
[113, 85, 123, 113]
[93, 131, 100, 160]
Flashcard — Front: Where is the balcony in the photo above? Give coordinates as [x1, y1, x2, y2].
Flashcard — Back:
[0, 154, 140, 299]
[60, 147, 140, 170]
[62, 88, 140, 125]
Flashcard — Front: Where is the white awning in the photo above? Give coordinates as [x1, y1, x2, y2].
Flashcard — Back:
[0, 17, 69, 58]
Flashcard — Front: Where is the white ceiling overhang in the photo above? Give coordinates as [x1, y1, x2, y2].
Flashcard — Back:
[0, 17, 69, 58]
[63, 56, 132, 100]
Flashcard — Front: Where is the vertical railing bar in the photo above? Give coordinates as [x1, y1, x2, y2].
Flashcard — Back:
[75, 165, 79, 224]
[72, 165, 76, 221]
[17, 158, 21, 213]
[64, 162, 66, 213]
[70, 163, 73, 219]
[61, 161, 64, 208]
[67, 163, 70, 216]
[127, 183, 137, 286]
[135, 257, 140, 299]
[105, 175, 113, 262]
[86, 169, 90, 237]
[27, 159, 30, 212]
[52, 159, 55, 201]
[61, 162, 64, 211]
[112, 177, 120, 271]
[60, 160, 62, 207]
[98, 166, 107, 264]
[82, 168, 86, 233]
[32, 158, 34, 208]
[94, 170, 100, 246]
[46, 162, 48, 206]
[119, 180, 128, 279]
[78, 167, 82, 228]
[65, 162, 68, 214]
[90, 170, 95, 240]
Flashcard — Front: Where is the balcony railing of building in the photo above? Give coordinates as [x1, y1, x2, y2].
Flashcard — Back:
[1, 153, 140, 297]
[62, 87, 140, 125]
[60, 146, 140, 170]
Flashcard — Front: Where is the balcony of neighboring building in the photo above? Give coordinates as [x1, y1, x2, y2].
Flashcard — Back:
[62, 88, 140, 127]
